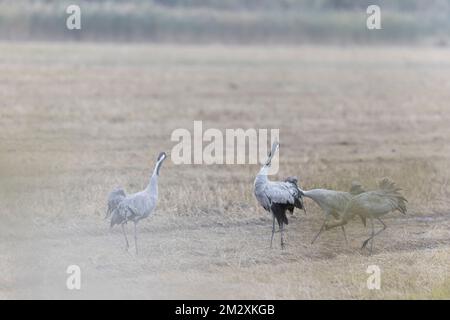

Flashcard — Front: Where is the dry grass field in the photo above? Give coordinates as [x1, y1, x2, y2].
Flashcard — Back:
[0, 43, 449, 299]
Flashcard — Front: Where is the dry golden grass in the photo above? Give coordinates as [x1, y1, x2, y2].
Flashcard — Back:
[0, 43, 449, 299]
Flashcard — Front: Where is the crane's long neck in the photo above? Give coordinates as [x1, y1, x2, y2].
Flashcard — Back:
[254, 165, 270, 190]
[146, 159, 163, 197]
[146, 174, 158, 198]
[297, 187, 313, 198]
[255, 143, 276, 189]
[297, 188, 325, 203]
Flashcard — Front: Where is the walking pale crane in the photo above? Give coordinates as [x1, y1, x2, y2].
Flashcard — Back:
[298, 182, 366, 244]
[325, 178, 407, 254]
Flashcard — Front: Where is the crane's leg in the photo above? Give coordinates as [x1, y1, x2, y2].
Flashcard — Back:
[270, 215, 276, 249]
[373, 218, 387, 252]
[325, 217, 347, 230]
[341, 226, 349, 246]
[361, 217, 387, 254]
[313, 219, 348, 245]
[134, 222, 138, 255]
[121, 223, 129, 250]
[369, 218, 374, 254]
[361, 218, 375, 253]
[311, 220, 326, 244]
[375, 218, 387, 237]
[280, 223, 286, 250]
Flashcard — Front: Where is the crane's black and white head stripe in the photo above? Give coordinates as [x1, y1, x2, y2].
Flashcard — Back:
[156, 152, 167, 175]
[157, 152, 166, 162]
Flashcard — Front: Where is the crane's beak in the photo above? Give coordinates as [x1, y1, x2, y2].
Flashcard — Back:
[265, 152, 272, 166]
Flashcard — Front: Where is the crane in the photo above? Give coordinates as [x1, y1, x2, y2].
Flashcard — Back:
[325, 178, 407, 254]
[106, 151, 167, 254]
[299, 182, 366, 244]
[254, 142, 305, 249]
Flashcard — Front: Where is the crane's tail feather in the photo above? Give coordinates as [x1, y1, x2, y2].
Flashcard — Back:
[106, 188, 126, 220]
[271, 203, 289, 226]
[378, 178, 408, 215]
[110, 209, 120, 229]
[284, 176, 306, 213]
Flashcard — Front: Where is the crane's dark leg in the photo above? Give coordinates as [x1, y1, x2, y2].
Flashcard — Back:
[134, 222, 138, 255]
[341, 226, 349, 245]
[270, 214, 276, 249]
[362, 218, 375, 253]
[362, 217, 387, 254]
[311, 220, 326, 244]
[121, 223, 129, 250]
[280, 223, 286, 249]
[375, 218, 387, 236]
[370, 218, 374, 254]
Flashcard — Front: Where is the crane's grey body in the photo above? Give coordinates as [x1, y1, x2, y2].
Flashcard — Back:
[254, 177, 303, 213]
[254, 142, 305, 249]
[106, 152, 167, 254]
[301, 184, 366, 244]
[325, 178, 407, 254]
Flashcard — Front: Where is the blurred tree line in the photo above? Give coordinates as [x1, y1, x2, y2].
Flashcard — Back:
[0, 0, 449, 44]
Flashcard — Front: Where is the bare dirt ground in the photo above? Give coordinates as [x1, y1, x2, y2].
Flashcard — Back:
[1, 43, 449, 299]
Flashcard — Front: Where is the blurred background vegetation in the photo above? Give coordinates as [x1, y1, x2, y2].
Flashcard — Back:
[0, 0, 449, 44]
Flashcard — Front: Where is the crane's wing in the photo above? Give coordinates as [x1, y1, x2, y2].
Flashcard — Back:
[284, 176, 298, 185]
[109, 200, 139, 228]
[106, 188, 126, 219]
[264, 181, 300, 205]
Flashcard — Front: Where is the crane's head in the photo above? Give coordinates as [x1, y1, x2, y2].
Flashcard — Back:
[157, 152, 167, 162]
[264, 141, 279, 167]
[156, 152, 167, 175]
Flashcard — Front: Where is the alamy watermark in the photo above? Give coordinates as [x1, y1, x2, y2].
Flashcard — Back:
[366, 265, 381, 290]
[367, 5, 382, 30]
[170, 121, 280, 174]
[66, 265, 81, 290]
[66, 5, 81, 30]
[67, 4, 382, 32]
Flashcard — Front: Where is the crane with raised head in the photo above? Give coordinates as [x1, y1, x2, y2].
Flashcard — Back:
[106, 151, 167, 254]
[254, 142, 306, 249]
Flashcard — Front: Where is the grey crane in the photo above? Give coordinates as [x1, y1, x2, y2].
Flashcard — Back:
[254, 142, 306, 249]
[325, 178, 407, 254]
[299, 182, 366, 245]
[106, 151, 167, 254]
